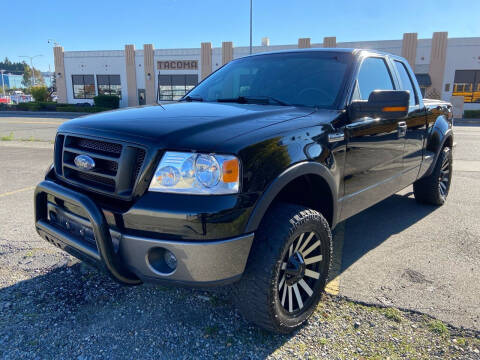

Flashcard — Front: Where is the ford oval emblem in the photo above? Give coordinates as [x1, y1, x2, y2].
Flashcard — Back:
[74, 154, 95, 171]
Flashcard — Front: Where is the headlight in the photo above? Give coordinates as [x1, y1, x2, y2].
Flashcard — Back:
[149, 152, 240, 194]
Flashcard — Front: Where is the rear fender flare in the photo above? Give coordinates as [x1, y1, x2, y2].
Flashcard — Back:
[425, 115, 453, 177]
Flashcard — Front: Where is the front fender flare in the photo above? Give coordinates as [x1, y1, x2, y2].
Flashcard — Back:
[244, 161, 338, 233]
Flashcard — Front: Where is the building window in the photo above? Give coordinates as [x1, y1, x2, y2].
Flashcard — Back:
[452, 70, 480, 103]
[97, 75, 121, 97]
[72, 75, 95, 99]
[158, 74, 198, 101]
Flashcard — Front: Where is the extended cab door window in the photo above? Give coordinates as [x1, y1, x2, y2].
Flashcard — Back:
[352, 57, 394, 100]
[393, 60, 426, 182]
[393, 61, 418, 107]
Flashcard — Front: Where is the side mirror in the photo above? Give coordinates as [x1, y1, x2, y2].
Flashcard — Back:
[348, 90, 409, 121]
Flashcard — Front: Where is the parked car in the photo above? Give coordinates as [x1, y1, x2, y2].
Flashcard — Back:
[34, 49, 453, 333]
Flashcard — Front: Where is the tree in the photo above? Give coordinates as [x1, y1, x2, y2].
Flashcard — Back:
[30, 86, 49, 101]
[0, 57, 25, 73]
[22, 65, 44, 88]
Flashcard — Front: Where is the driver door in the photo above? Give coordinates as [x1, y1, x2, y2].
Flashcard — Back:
[341, 57, 407, 220]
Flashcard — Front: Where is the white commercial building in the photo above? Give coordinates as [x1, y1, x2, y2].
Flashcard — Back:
[52, 32, 480, 110]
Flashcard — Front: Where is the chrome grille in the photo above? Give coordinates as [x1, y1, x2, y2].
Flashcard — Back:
[55, 135, 147, 199]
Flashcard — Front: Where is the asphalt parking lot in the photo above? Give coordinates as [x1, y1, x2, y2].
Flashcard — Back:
[0, 114, 479, 358]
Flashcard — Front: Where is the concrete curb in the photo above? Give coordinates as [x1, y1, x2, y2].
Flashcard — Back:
[454, 118, 480, 125]
[0, 111, 88, 117]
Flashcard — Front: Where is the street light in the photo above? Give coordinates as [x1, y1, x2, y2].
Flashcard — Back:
[249, 0, 253, 55]
[19, 54, 43, 86]
[48, 39, 60, 47]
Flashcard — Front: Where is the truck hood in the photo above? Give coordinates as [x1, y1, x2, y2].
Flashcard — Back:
[59, 102, 317, 150]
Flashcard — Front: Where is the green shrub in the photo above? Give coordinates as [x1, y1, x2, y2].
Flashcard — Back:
[93, 95, 119, 109]
[30, 86, 49, 102]
[464, 110, 480, 119]
[36, 102, 58, 111]
[16, 102, 42, 111]
[11, 101, 109, 114]
[56, 105, 109, 113]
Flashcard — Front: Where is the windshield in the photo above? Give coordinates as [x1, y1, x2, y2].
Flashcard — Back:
[186, 51, 353, 108]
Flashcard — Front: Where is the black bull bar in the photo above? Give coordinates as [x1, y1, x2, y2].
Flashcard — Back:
[34, 180, 141, 285]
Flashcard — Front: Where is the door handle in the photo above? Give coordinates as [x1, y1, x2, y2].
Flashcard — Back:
[328, 132, 345, 143]
[398, 121, 407, 138]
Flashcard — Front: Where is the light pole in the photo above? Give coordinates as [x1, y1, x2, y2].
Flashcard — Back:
[0, 70, 5, 96]
[19, 54, 43, 86]
[249, 0, 253, 54]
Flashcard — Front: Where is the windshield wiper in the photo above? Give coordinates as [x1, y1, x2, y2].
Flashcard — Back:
[180, 95, 204, 102]
[216, 96, 291, 106]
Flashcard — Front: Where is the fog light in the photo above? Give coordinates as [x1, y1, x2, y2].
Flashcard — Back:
[147, 247, 177, 275]
[164, 250, 177, 270]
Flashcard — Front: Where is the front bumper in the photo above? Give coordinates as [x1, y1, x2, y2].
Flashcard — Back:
[34, 180, 254, 286]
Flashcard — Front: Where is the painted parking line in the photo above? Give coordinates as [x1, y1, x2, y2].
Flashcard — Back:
[325, 222, 345, 295]
[0, 186, 36, 198]
[0, 120, 64, 125]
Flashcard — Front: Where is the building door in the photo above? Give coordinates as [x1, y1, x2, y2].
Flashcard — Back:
[341, 57, 406, 219]
[138, 89, 146, 105]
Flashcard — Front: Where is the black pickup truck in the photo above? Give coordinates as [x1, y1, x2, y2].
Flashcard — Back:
[35, 48, 453, 333]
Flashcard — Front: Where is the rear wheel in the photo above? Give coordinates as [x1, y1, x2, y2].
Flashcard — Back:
[413, 146, 452, 205]
[234, 203, 332, 333]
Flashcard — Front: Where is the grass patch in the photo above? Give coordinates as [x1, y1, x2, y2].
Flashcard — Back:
[318, 337, 328, 346]
[383, 307, 403, 323]
[225, 336, 234, 347]
[24, 250, 35, 258]
[209, 294, 229, 307]
[1, 132, 14, 141]
[204, 325, 219, 337]
[427, 320, 449, 337]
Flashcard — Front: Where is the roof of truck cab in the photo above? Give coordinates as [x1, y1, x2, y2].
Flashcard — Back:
[245, 48, 391, 57]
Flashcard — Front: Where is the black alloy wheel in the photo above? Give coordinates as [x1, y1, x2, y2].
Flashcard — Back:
[234, 203, 332, 333]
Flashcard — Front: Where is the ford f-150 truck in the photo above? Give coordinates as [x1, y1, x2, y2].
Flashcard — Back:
[34, 49, 454, 333]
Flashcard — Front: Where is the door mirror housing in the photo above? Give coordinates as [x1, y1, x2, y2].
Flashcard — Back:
[348, 90, 409, 121]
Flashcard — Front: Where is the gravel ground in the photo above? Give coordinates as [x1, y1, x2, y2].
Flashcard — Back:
[0, 254, 479, 359]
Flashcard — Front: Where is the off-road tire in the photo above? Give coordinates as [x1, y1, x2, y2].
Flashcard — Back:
[413, 146, 452, 205]
[234, 203, 332, 333]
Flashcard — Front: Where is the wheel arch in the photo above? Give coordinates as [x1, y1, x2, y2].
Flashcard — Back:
[245, 162, 338, 233]
[424, 114, 453, 177]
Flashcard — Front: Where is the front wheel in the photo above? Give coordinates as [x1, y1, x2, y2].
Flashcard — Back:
[413, 146, 452, 205]
[234, 203, 332, 333]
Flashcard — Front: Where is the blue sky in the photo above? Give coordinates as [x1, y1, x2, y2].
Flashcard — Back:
[2, 0, 479, 71]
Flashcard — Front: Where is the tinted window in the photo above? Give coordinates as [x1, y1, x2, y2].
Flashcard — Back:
[97, 75, 122, 98]
[355, 57, 394, 100]
[159, 74, 198, 101]
[394, 61, 417, 106]
[72, 75, 95, 99]
[188, 52, 353, 108]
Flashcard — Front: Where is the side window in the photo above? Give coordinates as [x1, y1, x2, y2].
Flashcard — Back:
[394, 61, 418, 106]
[355, 57, 394, 100]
